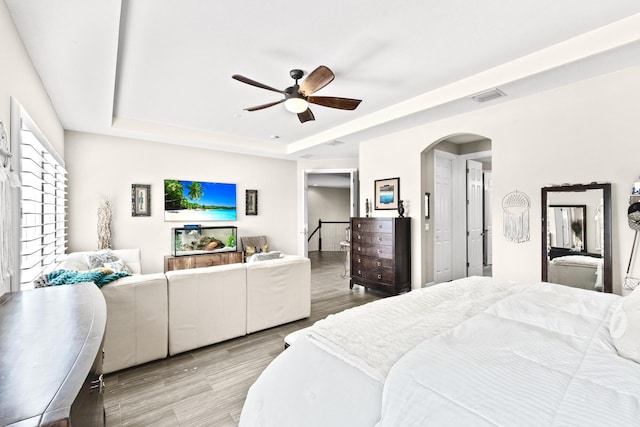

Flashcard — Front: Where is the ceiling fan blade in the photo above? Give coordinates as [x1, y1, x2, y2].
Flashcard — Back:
[298, 108, 315, 123]
[299, 66, 335, 96]
[244, 99, 284, 111]
[232, 74, 287, 94]
[307, 96, 362, 110]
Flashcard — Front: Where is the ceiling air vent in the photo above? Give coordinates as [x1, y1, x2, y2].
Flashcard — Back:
[324, 140, 345, 146]
[470, 88, 506, 103]
[299, 154, 315, 159]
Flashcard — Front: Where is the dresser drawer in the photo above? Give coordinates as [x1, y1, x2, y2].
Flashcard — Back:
[352, 219, 392, 233]
[195, 255, 223, 268]
[351, 231, 392, 246]
[364, 269, 394, 284]
[352, 244, 392, 259]
[351, 254, 393, 270]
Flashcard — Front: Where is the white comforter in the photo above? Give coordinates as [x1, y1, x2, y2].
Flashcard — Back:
[308, 276, 528, 382]
[241, 279, 640, 427]
[377, 283, 640, 426]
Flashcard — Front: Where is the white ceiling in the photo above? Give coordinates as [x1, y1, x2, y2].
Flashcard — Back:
[5, 1, 640, 160]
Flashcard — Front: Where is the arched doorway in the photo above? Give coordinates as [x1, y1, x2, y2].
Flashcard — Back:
[421, 134, 492, 285]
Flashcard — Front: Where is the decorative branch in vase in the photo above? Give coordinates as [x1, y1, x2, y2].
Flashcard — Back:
[97, 198, 113, 249]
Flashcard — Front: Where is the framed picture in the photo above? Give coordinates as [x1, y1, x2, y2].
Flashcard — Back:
[425, 192, 430, 219]
[374, 177, 400, 210]
[246, 189, 258, 215]
[132, 184, 151, 217]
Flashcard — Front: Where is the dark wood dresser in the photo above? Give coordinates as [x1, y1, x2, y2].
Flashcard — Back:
[0, 283, 107, 426]
[164, 251, 243, 272]
[350, 217, 411, 294]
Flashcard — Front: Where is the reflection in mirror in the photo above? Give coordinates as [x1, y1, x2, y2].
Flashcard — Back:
[541, 184, 611, 293]
[548, 205, 586, 252]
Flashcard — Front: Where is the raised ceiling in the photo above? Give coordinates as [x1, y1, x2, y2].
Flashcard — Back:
[6, 1, 640, 160]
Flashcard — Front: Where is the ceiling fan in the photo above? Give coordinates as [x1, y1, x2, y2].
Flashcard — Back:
[232, 66, 362, 123]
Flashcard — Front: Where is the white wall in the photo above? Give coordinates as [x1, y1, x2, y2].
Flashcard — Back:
[65, 131, 298, 273]
[307, 187, 350, 251]
[359, 66, 640, 294]
[0, 4, 64, 295]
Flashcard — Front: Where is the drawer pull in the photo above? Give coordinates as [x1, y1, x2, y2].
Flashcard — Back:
[377, 274, 382, 280]
[378, 224, 382, 229]
[358, 246, 362, 252]
[377, 261, 381, 267]
[378, 237, 382, 242]
[358, 270, 361, 275]
[357, 223, 362, 228]
[358, 235, 361, 240]
[377, 249, 381, 254]
[358, 258, 361, 263]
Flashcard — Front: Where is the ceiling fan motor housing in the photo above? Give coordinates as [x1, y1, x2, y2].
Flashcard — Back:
[290, 69, 304, 81]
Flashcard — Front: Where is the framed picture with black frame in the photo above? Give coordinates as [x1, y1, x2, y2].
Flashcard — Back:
[246, 189, 258, 215]
[132, 184, 151, 217]
[374, 177, 400, 210]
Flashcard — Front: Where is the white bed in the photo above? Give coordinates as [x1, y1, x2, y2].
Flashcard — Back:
[239, 277, 640, 426]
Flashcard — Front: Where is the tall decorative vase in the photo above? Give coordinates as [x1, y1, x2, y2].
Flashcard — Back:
[397, 200, 405, 218]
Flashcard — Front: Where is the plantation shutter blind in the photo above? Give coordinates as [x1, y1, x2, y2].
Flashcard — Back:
[19, 124, 67, 289]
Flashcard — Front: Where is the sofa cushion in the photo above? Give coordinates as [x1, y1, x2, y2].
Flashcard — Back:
[100, 273, 168, 374]
[246, 255, 311, 334]
[166, 263, 247, 355]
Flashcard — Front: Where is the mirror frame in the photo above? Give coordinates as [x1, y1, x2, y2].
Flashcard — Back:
[541, 183, 612, 293]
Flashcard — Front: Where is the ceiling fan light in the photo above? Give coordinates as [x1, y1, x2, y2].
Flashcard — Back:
[284, 97, 308, 113]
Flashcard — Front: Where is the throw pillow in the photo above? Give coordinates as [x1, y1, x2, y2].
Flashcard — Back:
[245, 245, 256, 256]
[84, 249, 119, 269]
[104, 259, 131, 274]
[261, 244, 269, 253]
[247, 251, 282, 263]
[610, 286, 640, 363]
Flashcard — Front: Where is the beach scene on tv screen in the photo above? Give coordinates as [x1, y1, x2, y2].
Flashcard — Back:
[164, 179, 237, 221]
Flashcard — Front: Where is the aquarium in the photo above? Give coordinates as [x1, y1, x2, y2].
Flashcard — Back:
[171, 226, 238, 256]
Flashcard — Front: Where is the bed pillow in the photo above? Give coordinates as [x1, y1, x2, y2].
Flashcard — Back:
[104, 259, 131, 274]
[610, 286, 640, 363]
[83, 249, 119, 269]
[245, 245, 256, 257]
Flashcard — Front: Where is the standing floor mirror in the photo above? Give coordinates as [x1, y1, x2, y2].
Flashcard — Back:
[541, 183, 612, 293]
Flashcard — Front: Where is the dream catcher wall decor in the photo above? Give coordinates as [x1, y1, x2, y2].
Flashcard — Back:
[502, 190, 531, 243]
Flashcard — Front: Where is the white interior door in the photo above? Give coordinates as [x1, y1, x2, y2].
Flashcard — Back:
[434, 155, 453, 283]
[483, 171, 493, 266]
[467, 160, 483, 276]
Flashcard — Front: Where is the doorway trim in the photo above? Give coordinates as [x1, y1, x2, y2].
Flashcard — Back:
[300, 168, 359, 257]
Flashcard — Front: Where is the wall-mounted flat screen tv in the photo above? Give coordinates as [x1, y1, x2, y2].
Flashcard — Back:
[164, 179, 237, 221]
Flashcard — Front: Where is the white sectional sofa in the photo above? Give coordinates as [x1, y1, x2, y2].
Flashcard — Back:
[57, 250, 311, 373]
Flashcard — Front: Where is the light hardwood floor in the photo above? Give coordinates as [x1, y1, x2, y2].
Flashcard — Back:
[103, 251, 383, 426]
